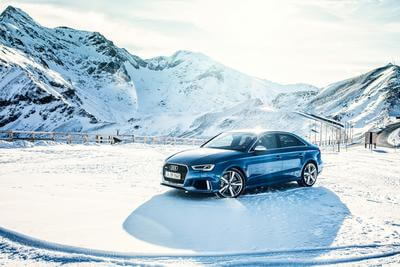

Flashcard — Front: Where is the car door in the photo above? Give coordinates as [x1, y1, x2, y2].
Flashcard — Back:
[246, 133, 282, 187]
[277, 133, 306, 181]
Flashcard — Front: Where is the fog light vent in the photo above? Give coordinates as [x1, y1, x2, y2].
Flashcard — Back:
[193, 180, 210, 190]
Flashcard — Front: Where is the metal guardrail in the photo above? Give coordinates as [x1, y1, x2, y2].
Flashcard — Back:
[0, 130, 207, 146]
[294, 112, 355, 152]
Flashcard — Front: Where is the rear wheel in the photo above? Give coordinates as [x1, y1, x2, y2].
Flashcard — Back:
[216, 168, 245, 198]
[298, 162, 318, 187]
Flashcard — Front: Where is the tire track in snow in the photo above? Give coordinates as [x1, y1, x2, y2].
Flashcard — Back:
[1, 226, 400, 266]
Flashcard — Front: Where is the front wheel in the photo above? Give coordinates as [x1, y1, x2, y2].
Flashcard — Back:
[216, 168, 245, 198]
[298, 162, 318, 187]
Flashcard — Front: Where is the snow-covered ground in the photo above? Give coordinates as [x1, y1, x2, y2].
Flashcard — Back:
[0, 143, 400, 266]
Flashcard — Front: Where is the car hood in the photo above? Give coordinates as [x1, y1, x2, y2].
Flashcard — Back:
[166, 147, 244, 165]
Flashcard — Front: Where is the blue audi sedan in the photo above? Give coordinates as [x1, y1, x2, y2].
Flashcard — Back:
[161, 130, 323, 198]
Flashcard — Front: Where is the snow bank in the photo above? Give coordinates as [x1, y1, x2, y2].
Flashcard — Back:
[1, 225, 400, 266]
[123, 187, 348, 252]
[0, 140, 62, 149]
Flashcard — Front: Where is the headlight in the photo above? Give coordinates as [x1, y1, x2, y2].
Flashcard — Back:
[191, 164, 215, 171]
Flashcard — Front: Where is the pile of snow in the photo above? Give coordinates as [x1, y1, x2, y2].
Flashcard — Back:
[0, 140, 61, 148]
[0, 140, 33, 148]
[123, 187, 347, 252]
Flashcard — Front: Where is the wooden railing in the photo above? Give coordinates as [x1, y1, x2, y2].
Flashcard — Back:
[0, 130, 207, 146]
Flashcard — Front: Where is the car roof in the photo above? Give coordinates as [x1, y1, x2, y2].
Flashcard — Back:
[225, 129, 294, 135]
[224, 129, 311, 146]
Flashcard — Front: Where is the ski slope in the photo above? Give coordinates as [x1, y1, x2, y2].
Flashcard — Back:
[0, 142, 400, 266]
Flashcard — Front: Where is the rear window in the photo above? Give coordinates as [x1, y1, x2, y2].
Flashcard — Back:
[278, 134, 305, 148]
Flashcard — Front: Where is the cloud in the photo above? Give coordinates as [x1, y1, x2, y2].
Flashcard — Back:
[0, 0, 198, 57]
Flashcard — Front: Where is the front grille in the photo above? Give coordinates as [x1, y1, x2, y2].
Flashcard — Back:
[163, 163, 188, 184]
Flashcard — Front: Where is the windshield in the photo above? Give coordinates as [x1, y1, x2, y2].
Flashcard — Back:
[202, 132, 257, 152]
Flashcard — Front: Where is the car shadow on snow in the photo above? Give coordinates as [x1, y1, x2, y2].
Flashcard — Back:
[123, 183, 350, 253]
[372, 149, 389, 153]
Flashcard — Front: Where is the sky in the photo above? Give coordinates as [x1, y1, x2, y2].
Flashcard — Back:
[1, 0, 400, 87]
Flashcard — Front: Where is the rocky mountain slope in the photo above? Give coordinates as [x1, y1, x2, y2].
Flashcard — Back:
[0, 6, 317, 135]
[0, 6, 142, 131]
[0, 5, 399, 138]
[309, 64, 400, 133]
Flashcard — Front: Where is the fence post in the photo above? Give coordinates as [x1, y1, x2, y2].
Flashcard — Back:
[320, 121, 323, 146]
[8, 130, 13, 141]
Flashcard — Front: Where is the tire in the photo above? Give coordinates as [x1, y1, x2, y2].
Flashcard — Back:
[298, 162, 318, 187]
[216, 168, 245, 198]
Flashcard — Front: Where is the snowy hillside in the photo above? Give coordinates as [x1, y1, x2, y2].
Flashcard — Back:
[308, 64, 400, 134]
[0, 6, 318, 135]
[1, 5, 399, 138]
[0, 6, 141, 131]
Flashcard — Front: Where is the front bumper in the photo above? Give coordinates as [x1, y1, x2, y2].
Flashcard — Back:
[318, 161, 324, 174]
[161, 180, 212, 192]
[161, 163, 221, 193]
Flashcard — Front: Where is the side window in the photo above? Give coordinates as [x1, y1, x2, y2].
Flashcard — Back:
[237, 135, 253, 147]
[254, 134, 279, 149]
[278, 134, 304, 148]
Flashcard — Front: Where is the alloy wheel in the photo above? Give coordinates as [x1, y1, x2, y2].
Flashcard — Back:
[302, 163, 317, 186]
[218, 169, 244, 198]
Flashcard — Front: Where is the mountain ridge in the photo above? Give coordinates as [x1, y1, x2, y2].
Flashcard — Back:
[0, 5, 399, 138]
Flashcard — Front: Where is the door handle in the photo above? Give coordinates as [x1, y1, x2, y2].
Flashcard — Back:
[276, 155, 282, 159]
[298, 153, 304, 158]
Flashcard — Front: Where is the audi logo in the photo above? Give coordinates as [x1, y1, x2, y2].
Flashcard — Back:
[169, 165, 179, 171]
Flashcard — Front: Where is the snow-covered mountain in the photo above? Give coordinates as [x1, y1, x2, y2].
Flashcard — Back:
[0, 6, 318, 135]
[0, 6, 142, 131]
[308, 64, 400, 133]
[0, 5, 399, 138]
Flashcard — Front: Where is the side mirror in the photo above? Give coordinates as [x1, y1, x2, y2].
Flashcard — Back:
[253, 145, 267, 152]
